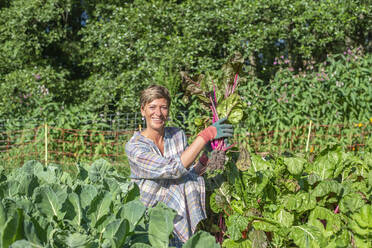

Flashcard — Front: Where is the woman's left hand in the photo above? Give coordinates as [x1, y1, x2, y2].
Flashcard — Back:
[194, 152, 209, 175]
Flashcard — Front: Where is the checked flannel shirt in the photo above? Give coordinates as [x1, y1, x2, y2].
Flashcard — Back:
[125, 127, 207, 243]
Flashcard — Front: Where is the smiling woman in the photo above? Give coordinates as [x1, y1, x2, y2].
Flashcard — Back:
[125, 84, 233, 246]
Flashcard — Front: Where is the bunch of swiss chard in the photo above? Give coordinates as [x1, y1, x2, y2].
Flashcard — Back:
[181, 52, 246, 170]
[209, 145, 372, 248]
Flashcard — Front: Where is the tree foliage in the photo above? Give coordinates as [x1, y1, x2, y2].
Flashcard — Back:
[0, 0, 371, 123]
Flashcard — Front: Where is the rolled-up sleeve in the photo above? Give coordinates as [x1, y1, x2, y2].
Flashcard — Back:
[125, 142, 188, 179]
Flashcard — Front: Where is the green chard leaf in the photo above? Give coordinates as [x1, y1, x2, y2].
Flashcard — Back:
[217, 94, 244, 124]
[284, 157, 306, 176]
[226, 214, 249, 241]
[339, 192, 364, 214]
[308, 206, 341, 237]
[290, 225, 326, 248]
[311, 180, 342, 198]
[282, 192, 316, 213]
[222, 238, 252, 248]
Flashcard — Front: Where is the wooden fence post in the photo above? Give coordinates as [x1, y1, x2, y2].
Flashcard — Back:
[45, 123, 48, 166]
[306, 120, 312, 152]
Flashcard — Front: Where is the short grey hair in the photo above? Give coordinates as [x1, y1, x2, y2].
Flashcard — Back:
[140, 85, 171, 108]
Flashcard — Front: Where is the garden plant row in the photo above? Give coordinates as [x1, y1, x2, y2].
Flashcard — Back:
[185, 52, 372, 247]
[207, 145, 372, 247]
[0, 159, 219, 248]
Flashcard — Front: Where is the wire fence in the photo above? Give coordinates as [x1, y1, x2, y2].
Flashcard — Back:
[0, 120, 370, 168]
[0, 111, 189, 132]
[241, 121, 371, 154]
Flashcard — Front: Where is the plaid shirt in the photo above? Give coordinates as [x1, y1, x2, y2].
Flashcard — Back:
[125, 127, 206, 243]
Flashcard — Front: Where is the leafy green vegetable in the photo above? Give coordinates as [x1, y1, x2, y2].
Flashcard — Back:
[290, 225, 326, 248]
[148, 202, 177, 248]
[210, 147, 371, 247]
[183, 231, 220, 248]
[0, 160, 216, 247]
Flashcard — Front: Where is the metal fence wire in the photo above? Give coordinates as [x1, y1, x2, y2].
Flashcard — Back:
[0, 111, 189, 132]
[0, 119, 370, 168]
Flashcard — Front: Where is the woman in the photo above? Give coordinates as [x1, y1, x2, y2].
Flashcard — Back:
[125, 85, 233, 246]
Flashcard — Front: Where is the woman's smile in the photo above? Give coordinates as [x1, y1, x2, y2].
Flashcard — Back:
[141, 98, 169, 131]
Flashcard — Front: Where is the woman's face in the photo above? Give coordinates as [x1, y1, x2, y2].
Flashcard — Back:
[141, 98, 169, 132]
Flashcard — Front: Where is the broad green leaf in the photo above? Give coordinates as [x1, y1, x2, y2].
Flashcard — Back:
[1, 180, 21, 197]
[102, 219, 129, 248]
[217, 93, 241, 119]
[325, 229, 350, 248]
[64, 192, 82, 227]
[118, 181, 140, 203]
[130, 244, 152, 248]
[209, 192, 223, 214]
[252, 171, 270, 195]
[252, 220, 278, 232]
[308, 206, 341, 237]
[183, 231, 220, 248]
[15, 198, 33, 216]
[96, 215, 116, 234]
[103, 178, 121, 196]
[349, 219, 369, 236]
[339, 192, 364, 214]
[20, 175, 39, 197]
[349, 204, 372, 238]
[222, 238, 252, 248]
[311, 180, 342, 198]
[7, 169, 39, 197]
[78, 184, 99, 210]
[248, 230, 269, 248]
[353, 234, 372, 248]
[282, 192, 316, 212]
[8, 239, 44, 248]
[30, 215, 49, 243]
[250, 155, 270, 172]
[148, 202, 176, 248]
[64, 233, 92, 248]
[33, 186, 65, 221]
[358, 204, 372, 228]
[368, 170, 372, 188]
[87, 191, 112, 227]
[23, 217, 44, 247]
[50, 184, 68, 204]
[75, 164, 89, 182]
[290, 225, 326, 248]
[226, 214, 249, 241]
[88, 159, 112, 183]
[1, 209, 24, 248]
[274, 208, 294, 228]
[120, 199, 146, 232]
[307, 174, 321, 186]
[311, 149, 341, 180]
[0, 202, 6, 227]
[284, 157, 306, 176]
[18, 160, 44, 176]
[228, 108, 244, 124]
[36, 166, 63, 185]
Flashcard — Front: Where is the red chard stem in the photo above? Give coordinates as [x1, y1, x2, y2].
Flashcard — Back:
[231, 73, 239, 93]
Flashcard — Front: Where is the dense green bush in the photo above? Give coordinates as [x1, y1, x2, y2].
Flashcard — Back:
[240, 47, 372, 132]
[0, 0, 371, 128]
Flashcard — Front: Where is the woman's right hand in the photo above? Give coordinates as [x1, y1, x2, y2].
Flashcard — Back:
[198, 117, 233, 143]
